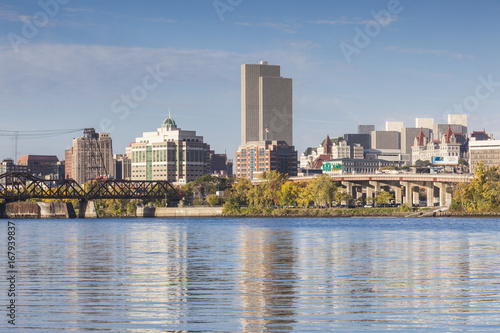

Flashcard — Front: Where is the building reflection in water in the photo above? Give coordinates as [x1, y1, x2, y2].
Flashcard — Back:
[292, 228, 490, 328]
[20, 222, 190, 330]
[237, 226, 297, 332]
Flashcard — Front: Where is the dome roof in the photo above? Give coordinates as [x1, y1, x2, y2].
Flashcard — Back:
[162, 110, 177, 129]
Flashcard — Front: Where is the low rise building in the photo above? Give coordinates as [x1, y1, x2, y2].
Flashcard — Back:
[17, 155, 60, 178]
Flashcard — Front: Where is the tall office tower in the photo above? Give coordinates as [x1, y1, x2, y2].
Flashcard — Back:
[70, 128, 114, 184]
[416, 118, 434, 130]
[448, 114, 467, 127]
[358, 125, 375, 135]
[386, 121, 404, 132]
[241, 61, 293, 145]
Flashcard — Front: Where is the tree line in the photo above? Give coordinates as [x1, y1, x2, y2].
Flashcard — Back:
[451, 163, 500, 212]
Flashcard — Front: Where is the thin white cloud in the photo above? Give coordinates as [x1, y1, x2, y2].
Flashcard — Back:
[386, 46, 474, 60]
[64, 8, 95, 13]
[234, 21, 298, 34]
[307, 16, 398, 27]
[0, 6, 23, 22]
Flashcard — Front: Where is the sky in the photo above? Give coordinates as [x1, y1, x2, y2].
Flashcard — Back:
[1, 0, 500, 162]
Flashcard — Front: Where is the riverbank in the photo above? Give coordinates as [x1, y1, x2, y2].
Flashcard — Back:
[2, 201, 500, 219]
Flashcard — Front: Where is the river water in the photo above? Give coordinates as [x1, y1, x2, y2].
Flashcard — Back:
[2, 217, 500, 332]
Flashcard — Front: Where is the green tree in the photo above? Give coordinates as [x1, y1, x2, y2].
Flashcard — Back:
[207, 194, 220, 206]
[374, 191, 394, 207]
[278, 181, 300, 207]
[230, 178, 252, 206]
[297, 182, 314, 208]
[310, 174, 338, 207]
[451, 162, 500, 212]
[336, 190, 353, 207]
[258, 171, 289, 207]
[223, 195, 240, 214]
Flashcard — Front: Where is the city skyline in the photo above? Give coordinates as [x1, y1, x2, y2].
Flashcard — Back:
[1, 0, 500, 161]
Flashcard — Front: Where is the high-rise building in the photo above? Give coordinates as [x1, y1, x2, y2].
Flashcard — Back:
[386, 121, 404, 132]
[448, 114, 467, 127]
[469, 136, 500, 172]
[114, 154, 131, 180]
[235, 140, 297, 180]
[371, 131, 401, 150]
[415, 118, 434, 130]
[241, 61, 293, 145]
[129, 113, 211, 184]
[358, 125, 375, 135]
[69, 128, 114, 184]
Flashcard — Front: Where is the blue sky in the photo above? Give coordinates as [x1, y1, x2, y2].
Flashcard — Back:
[1, 0, 500, 161]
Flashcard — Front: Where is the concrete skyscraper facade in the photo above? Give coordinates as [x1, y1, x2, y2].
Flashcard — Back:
[241, 61, 293, 145]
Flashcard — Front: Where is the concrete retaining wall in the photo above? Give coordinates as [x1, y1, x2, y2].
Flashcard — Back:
[4, 202, 40, 218]
[137, 206, 223, 217]
[1, 201, 76, 219]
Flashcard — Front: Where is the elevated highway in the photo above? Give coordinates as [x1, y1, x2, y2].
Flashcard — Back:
[291, 173, 473, 207]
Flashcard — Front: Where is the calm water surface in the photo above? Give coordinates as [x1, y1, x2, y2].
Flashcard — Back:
[2, 217, 500, 332]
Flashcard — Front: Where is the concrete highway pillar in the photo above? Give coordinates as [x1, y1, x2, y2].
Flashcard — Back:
[366, 186, 374, 202]
[426, 186, 434, 207]
[369, 181, 381, 195]
[436, 183, 453, 207]
[413, 190, 420, 207]
[401, 181, 414, 207]
[342, 181, 353, 198]
[395, 187, 402, 205]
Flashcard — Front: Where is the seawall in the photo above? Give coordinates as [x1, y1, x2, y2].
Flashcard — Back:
[137, 206, 223, 218]
[1, 201, 76, 219]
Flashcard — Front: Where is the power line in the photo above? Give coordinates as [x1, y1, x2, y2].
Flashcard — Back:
[0, 128, 85, 140]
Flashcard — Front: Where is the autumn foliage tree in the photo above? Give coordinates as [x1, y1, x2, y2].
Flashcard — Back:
[451, 162, 500, 212]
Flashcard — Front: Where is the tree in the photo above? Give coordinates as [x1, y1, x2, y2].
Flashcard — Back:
[414, 160, 432, 168]
[278, 181, 300, 207]
[258, 171, 289, 207]
[230, 178, 252, 206]
[206, 194, 220, 206]
[310, 174, 338, 207]
[374, 191, 394, 206]
[451, 162, 500, 212]
[297, 182, 314, 208]
[336, 190, 353, 207]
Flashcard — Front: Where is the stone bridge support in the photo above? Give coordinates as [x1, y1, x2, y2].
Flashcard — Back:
[78, 200, 97, 218]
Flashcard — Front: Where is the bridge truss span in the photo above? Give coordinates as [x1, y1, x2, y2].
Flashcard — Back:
[0, 172, 182, 202]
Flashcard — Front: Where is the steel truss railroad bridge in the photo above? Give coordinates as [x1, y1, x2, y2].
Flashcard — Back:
[0, 172, 182, 203]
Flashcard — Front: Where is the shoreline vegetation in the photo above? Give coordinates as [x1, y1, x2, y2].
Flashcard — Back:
[1, 163, 499, 218]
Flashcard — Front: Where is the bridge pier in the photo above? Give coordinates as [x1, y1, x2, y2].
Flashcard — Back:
[395, 186, 402, 205]
[78, 200, 98, 218]
[436, 183, 453, 207]
[426, 186, 434, 207]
